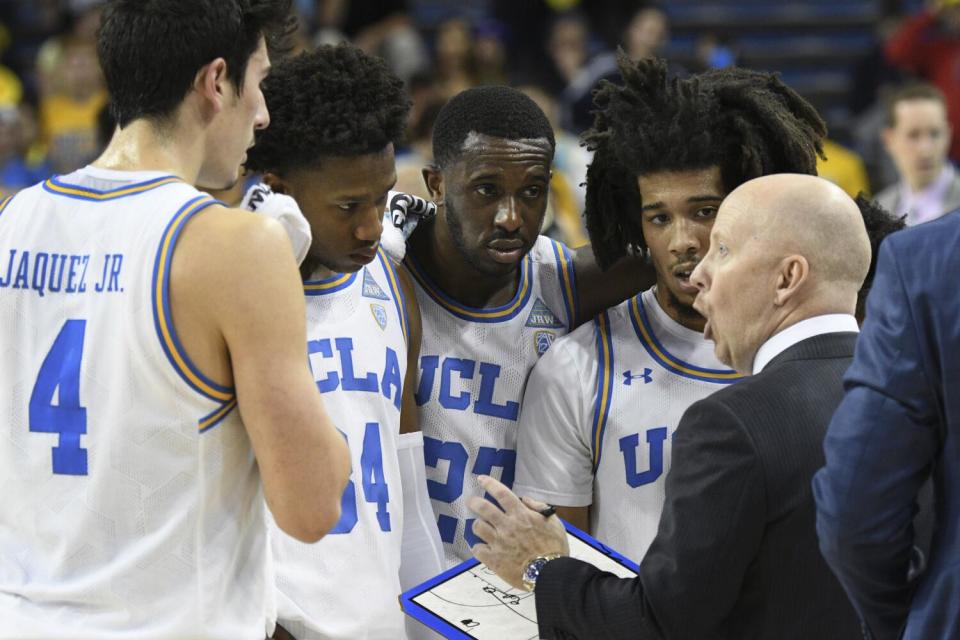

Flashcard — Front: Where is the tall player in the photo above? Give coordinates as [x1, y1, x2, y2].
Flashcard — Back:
[243, 45, 443, 640]
[0, 1, 350, 638]
[406, 86, 653, 564]
[513, 57, 841, 562]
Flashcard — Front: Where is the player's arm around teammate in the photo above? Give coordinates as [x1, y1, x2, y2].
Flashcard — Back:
[171, 206, 350, 541]
[571, 247, 654, 327]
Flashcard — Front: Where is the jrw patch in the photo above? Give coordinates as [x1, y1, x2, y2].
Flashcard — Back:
[524, 298, 565, 329]
[362, 268, 390, 300]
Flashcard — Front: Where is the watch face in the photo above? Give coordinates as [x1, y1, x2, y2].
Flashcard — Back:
[523, 562, 538, 582]
[524, 558, 547, 583]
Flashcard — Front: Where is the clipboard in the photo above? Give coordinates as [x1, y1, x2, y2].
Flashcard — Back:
[401, 521, 640, 639]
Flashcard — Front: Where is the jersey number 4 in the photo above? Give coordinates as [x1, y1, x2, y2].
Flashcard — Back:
[29, 319, 89, 476]
[331, 422, 391, 534]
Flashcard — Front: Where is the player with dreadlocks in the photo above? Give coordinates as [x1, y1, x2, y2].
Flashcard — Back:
[242, 43, 444, 640]
[514, 54, 852, 564]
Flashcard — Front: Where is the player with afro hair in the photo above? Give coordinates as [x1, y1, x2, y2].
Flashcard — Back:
[583, 55, 827, 270]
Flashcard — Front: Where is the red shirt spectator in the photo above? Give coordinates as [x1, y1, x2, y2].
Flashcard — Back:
[886, 5, 960, 162]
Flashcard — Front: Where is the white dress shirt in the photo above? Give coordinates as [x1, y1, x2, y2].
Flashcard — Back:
[901, 164, 956, 226]
[752, 314, 859, 375]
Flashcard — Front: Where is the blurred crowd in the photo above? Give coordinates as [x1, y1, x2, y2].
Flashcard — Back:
[1, 0, 958, 239]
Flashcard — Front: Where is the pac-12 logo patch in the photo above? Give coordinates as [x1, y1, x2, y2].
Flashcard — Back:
[371, 304, 388, 330]
[535, 330, 556, 355]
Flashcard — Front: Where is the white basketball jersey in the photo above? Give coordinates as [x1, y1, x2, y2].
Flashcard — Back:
[270, 250, 409, 640]
[0, 167, 269, 639]
[408, 236, 578, 564]
[514, 288, 743, 563]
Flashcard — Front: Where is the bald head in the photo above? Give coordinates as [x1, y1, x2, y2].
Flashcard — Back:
[723, 174, 871, 293]
[690, 174, 872, 373]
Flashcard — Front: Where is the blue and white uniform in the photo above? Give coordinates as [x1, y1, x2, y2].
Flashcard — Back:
[0, 167, 268, 638]
[270, 250, 410, 639]
[514, 287, 743, 563]
[408, 235, 578, 564]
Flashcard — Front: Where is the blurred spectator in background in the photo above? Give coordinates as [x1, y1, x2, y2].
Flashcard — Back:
[876, 82, 959, 224]
[623, 6, 669, 62]
[847, 14, 905, 192]
[0, 25, 23, 108]
[395, 83, 444, 199]
[0, 104, 49, 196]
[818, 139, 872, 198]
[0, 0, 66, 100]
[314, 0, 428, 83]
[520, 84, 591, 247]
[38, 35, 106, 174]
[434, 17, 476, 98]
[885, 0, 960, 163]
[548, 6, 675, 134]
[545, 12, 615, 133]
[473, 19, 509, 86]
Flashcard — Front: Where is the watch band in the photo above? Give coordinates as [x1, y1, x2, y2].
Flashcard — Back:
[521, 552, 563, 592]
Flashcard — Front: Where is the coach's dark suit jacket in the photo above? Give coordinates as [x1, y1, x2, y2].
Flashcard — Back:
[535, 332, 862, 639]
[815, 211, 960, 640]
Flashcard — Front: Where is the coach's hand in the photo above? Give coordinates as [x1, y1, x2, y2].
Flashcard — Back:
[467, 475, 569, 591]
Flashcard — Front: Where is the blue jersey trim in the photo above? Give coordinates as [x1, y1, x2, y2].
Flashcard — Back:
[405, 252, 533, 324]
[303, 271, 358, 296]
[591, 311, 615, 471]
[550, 239, 579, 328]
[43, 175, 182, 202]
[151, 195, 236, 405]
[377, 248, 409, 346]
[628, 295, 742, 384]
[199, 399, 238, 434]
[0, 195, 13, 221]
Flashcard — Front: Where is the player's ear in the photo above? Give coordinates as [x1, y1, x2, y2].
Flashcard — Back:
[263, 172, 292, 197]
[194, 57, 229, 114]
[423, 165, 444, 206]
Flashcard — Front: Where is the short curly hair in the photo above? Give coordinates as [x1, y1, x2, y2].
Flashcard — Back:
[584, 55, 827, 269]
[431, 85, 556, 168]
[854, 194, 906, 321]
[245, 43, 410, 175]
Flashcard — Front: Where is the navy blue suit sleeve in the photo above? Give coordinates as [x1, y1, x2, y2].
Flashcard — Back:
[813, 239, 941, 640]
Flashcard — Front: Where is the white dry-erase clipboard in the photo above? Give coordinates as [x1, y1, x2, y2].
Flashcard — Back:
[401, 521, 640, 639]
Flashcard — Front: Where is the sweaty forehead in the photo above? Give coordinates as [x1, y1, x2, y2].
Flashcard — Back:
[456, 132, 553, 169]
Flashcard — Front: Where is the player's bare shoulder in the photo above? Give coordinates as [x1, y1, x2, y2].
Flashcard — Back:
[171, 204, 297, 291]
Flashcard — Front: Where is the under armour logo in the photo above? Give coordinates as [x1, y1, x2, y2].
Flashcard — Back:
[623, 369, 653, 385]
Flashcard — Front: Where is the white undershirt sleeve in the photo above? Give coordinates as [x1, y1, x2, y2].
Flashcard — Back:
[397, 431, 446, 640]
